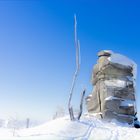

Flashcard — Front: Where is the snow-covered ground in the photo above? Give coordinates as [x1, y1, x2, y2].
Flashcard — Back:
[0, 115, 140, 140]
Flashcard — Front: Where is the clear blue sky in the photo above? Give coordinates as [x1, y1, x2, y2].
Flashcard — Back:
[0, 0, 140, 121]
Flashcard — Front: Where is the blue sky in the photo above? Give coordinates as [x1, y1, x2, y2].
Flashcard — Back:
[0, 0, 140, 121]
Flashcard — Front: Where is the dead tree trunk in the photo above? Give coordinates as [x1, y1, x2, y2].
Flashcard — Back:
[68, 15, 80, 121]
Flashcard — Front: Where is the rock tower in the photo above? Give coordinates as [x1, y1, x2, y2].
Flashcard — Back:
[86, 50, 137, 124]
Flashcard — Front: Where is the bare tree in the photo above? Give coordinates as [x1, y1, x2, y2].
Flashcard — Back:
[68, 15, 85, 121]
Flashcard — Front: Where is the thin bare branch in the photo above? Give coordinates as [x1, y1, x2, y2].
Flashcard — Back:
[77, 89, 86, 120]
[74, 15, 79, 69]
[69, 107, 75, 120]
[77, 40, 81, 67]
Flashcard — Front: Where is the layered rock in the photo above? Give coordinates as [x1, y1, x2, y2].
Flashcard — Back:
[86, 50, 137, 124]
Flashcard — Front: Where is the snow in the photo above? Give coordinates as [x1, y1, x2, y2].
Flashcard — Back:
[88, 94, 92, 97]
[105, 96, 121, 101]
[120, 100, 137, 113]
[105, 79, 126, 88]
[102, 50, 113, 54]
[108, 52, 137, 79]
[120, 100, 135, 107]
[105, 96, 135, 109]
[0, 115, 140, 140]
[86, 99, 91, 102]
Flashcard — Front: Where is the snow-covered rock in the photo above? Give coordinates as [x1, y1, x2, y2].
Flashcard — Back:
[108, 52, 137, 79]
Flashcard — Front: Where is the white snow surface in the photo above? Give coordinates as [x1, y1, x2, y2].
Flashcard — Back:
[104, 79, 126, 88]
[0, 115, 140, 140]
[105, 96, 121, 101]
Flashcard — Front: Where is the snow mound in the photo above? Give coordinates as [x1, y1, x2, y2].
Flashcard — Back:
[1, 115, 140, 140]
[17, 117, 91, 139]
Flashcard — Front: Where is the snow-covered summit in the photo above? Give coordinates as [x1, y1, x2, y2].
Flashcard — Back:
[1, 115, 140, 140]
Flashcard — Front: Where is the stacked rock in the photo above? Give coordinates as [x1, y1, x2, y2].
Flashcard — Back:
[86, 50, 137, 124]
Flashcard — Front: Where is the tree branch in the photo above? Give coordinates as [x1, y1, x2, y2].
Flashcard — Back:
[77, 89, 86, 120]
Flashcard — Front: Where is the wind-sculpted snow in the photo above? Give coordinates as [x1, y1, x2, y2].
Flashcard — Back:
[0, 116, 140, 140]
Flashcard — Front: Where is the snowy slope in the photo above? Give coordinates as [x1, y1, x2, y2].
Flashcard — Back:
[0, 115, 140, 140]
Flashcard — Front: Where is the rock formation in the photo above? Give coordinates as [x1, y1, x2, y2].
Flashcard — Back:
[86, 50, 137, 124]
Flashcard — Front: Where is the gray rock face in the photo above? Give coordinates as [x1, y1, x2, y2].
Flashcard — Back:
[86, 50, 137, 124]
